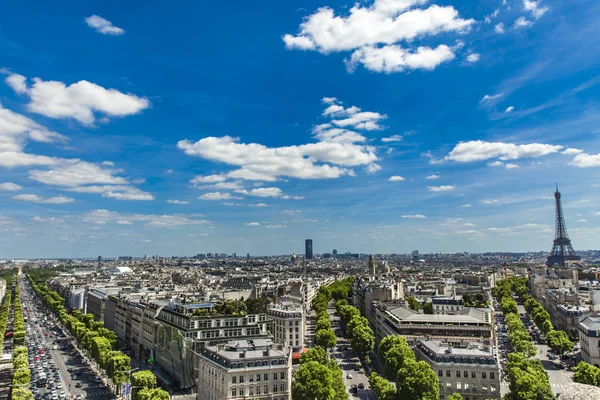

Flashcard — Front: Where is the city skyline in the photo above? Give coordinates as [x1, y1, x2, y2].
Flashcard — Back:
[2, 0, 600, 258]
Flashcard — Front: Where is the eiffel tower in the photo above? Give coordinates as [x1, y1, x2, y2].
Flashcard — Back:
[547, 186, 581, 266]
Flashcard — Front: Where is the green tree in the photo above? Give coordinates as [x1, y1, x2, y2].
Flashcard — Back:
[448, 394, 463, 400]
[422, 302, 433, 314]
[378, 336, 415, 380]
[136, 388, 170, 400]
[396, 360, 439, 400]
[349, 324, 374, 357]
[546, 330, 572, 359]
[316, 317, 331, 332]
[573, 361, 600, 386]
[11, 387, 34, 400]
[368, 372, 396, 400]
[292, 361, 336, 400]
[541, 319, 554, 335]
[328, 360, 349, 400]
[406, 296, 420, 312]
[300, 347, 328, 365]
[132, 370, 157, 400]
[316, 328, 337, 350]
[335, 299, 348, 314]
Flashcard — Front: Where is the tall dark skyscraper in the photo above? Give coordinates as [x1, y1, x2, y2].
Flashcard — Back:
[305, 239, 313, 259]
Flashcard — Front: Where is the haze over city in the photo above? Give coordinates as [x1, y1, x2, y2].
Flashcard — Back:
[1, 0, 600, 259]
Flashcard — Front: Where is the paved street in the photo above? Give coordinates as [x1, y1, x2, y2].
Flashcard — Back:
[22, 276, 114, 400]
[328, 306, 375, 400]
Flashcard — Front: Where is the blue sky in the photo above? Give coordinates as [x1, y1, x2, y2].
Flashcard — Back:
[1, 0, 600, 258]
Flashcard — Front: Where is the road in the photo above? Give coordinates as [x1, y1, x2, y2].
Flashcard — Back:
[21, 276, 113, 400]
[328, 306, 375, 400]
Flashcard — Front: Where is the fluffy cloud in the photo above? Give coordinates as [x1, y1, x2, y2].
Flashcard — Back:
[445, 140, 562, 162]
[13, 194, 74, 204]
[505, 106, 514, 113]
[265, 224, 287, 229]
[235, 187, 283, 198]
[562, 148, 583, 155]
[85, 15, 125, 35]
[570, 153, 600, 167]
[32, 216, 64, 223]
[425, 174, 440, 180]
[283, 0, 474, 73]
[381, 134, 403, 143]
[82, 209, 210, 227]
[523, 0, 548, 20]
[199, 192, 241, 200]
[244, 222, 260, 226]
[480, 93, 504, 103]
[5, 73, 27, 94]
[494, 23, 505, 33]
[428, 185, 455, 192]
[505, 163, 519, 169]
[389, 175, 405, 182]
[346, 44, 455, 74]
[460, 203, 472, 207]
[366, 163, 382, 174]
[514, 17, 532, 28]
[166, 199, 189, 204]
[0, 182, 22, 191]
[179, 98, 382, 182]
[482, 199, 499, 204]
[402, 214, 426, 219]
[466, 53, 480, 63]
[4, 72, 149, 125]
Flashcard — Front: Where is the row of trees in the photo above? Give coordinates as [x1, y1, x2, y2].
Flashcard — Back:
[368, 335, 441, 400]
[292, 347, 348, 400]
[0, 278, 12, 340]
[312, 279, 355, 352]
[12, 345, 32, 399]
[337, 303, 374, 361]
[13, 279, 26, 346]
[493, 278, 555, 400]
[27, 275, 169, 400]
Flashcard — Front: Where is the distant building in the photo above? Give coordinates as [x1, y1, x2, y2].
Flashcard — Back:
[332, 249, 338, 256]
[415, 339, 501, 400]
[267, 303, 304, 353]
[579, 315, 600, 367]
[196, 339, 292, 400]
[305, 239, 313, 260]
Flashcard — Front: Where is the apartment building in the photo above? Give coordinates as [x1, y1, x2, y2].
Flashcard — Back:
[373, 303, 493, 346]
[86, 288, 108, 322]
[579, 314, 600, 367]
[196, 339, 291, 400]
[267, 303, 304, 353]
[415, 339, 501, 400]
[432, 296, 465, 315]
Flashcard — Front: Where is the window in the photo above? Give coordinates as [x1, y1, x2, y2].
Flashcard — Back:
[264, 374, 268, 381]
[472, 384, 477, 392]
[264, 384, 269, 394]
[239, 376, 244, 383]
[280, 384, 285, 392]
[257, 374, 261, 382]
[438, 370, 443, 377]
[280, 372, 285, 379]
[257, 386, 261, 395]
[249, 388, 254, 396]
[471, 371, 476, 378]
[490, 372, 495, 380]
[273, 373, 277, 380]
[249, 375, 254, 383]
[273, 385, 278, 393]
[446, 370, 451, 377]
[491, 384, 496, 392]
[457, 382, 462, 390]
[232, 376, 237, 384]
[456, 371, 461, 377]
[482, 384, 488, 392]
[446, 382, 452, 389]
[482, 372, 487, 379]
[464, 371, 468, 378]
[231, 389, 236, 397]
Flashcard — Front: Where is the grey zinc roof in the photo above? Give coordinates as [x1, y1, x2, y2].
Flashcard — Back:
[580, 315, 600, 331]
[389, 306, 488, 324]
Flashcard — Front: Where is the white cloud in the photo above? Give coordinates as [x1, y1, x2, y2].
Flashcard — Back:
[0, 182, 22, 191]
[235, 187, 283, 198]
[466, 53, 480, 63]
[283, 0, 474, 74]
[283, 210, 302, 215]
[425, 174, 440, 180]
[346, 44, 455, 74]
[265, 224, 287, 229]
[281, 195, 305, 200]
[460, 203, 472, 207]
[463, 222, 476, 227]
[428, 185, 455, 192]
[366, 163, 382, 174]
[190, 174, 228, 185]
[570, 153, 600, 167]
[85, 15, 125, 36]
[480, 93, 504, 103]
[514, 17, 532, 28]
[505, 106, 514, 113]
[445, 140, 563, 162]
[505, 163, 519, 169]
[29, 160, 128, 187]
[82, 209, 210, 227]
[4, 73, 149, 125]
[199, 192, 241, 201]
[250, 203, 268, 207]
[402, 214, 426, 219]
[494, 23, 505, 33]
[32, 216, 63, 223]
[66, 184, 153, 201]
[578, 219, 587, 222]
[482, 199, 499, 204]
[381, 134, 403, 143]
[562, 148, 583, 155]
[13, 194, 74, 204]
[523, 0, 548, 20]
[488, 161, 504, 167]
[321, 97, 338, 104]
[167, 199, 189, 205]
[5, 73, 27, 94]
[244, 222, 260, 226]
[389, 175, 405, 182]
[331, 111, 386, 130]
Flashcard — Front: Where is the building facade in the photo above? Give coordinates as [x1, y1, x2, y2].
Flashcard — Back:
[267, 303, 304, 353]
[196, 339, 291, 400]
[579, 315, 600, 367]
[305, 239, 313, 260]
[415, 339, 501, 400]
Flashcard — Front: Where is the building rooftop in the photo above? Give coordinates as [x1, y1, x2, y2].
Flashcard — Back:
[416, 340, 497, 365]
[388, 305, 490, 324]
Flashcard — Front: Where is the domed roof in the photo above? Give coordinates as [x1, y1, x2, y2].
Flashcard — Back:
[558, 383, 600, 400]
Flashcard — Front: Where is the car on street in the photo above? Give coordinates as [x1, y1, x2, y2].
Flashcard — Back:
[346, 374, 353, 379]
